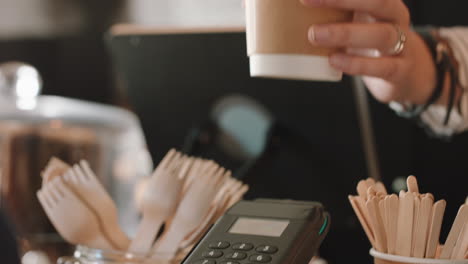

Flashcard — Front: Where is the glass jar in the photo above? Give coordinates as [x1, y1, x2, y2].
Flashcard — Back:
[0, 62, 153, 262]
[57, 246, 188, 264]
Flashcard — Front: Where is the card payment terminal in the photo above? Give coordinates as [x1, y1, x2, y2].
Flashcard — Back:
[181, 199, 330, 264]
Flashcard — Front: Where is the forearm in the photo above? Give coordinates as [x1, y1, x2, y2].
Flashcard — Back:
[437, 27, 468, 106]
[417, 27, 468, 136]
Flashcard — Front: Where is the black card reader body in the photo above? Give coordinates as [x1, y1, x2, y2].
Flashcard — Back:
[181, 199, 330, 264]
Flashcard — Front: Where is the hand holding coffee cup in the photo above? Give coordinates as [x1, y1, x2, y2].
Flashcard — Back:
[246, 0, 438, 106]
[303, 0, 442, 106]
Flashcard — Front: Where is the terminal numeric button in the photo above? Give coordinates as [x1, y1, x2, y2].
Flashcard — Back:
[226, 252, 247, 260]
[256, 245, 278, 254]
[249, 254, 272, 263]
[220, 261, 240, 264]
[232, 243, 254, 251]
[202, 250, 223, 258]
[193, 260, 216, 264]
[209, 241, 230, 249]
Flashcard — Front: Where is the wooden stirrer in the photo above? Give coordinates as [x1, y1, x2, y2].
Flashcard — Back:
[396, 191, 415, 257]
[349, 195, 375, 248]
[385, 194, 399, 255]
[425, 200, 446, 258]
[407, 175, 419, 194]
[367, 197, 387, 253]
[413, 195, 433, 258]
[451, 222, 467, 259]
[440, 205, 468, 259]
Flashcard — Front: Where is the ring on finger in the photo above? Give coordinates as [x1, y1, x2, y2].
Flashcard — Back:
[387, 24, 407, 56]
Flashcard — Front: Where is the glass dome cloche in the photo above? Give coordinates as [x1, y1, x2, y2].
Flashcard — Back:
[0, 61, 153, 261]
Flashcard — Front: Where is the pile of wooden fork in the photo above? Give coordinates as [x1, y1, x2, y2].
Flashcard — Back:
[37, 149, 249, 260]
[349, 176, 467, 260]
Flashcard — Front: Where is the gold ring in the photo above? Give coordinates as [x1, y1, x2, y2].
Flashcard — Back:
[388, 24, 407, 56]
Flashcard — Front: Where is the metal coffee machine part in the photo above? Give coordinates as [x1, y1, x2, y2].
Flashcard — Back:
[0, 62, 152, 261]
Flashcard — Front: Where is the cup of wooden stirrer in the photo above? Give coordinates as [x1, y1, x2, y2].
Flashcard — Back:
[370, 248, 468, 264]
[348, 176, 468, 264]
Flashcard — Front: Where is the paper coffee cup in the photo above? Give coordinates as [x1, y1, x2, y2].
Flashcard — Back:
[245, 0, 353, 82]
[370, 248, 468, 264]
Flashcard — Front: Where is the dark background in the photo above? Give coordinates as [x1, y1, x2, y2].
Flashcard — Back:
[106, 30, 467, 263]
[1, 0, 467, 263]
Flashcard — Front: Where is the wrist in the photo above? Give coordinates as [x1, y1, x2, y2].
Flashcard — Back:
[404, 31, 438, 105]
[391, 27, 462, 124]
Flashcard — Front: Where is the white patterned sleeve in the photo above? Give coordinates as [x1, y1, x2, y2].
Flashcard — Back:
[418, 27, 468, 137]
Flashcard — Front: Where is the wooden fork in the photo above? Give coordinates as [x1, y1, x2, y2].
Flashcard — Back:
[63, 160, 130, 250]
[151, 162, 225, 259]
[37, 178, 113, 250]
[179, 170, 234, 249]
[129, 149, 186, 254]
[41, 157, 70, 187]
